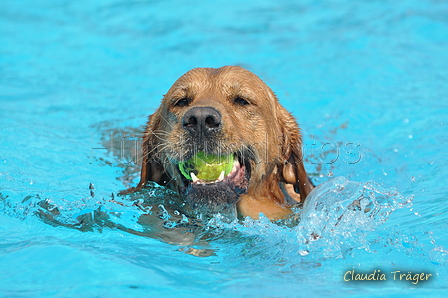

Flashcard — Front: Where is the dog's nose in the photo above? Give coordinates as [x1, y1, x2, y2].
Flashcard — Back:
[182, 107, 222, 135]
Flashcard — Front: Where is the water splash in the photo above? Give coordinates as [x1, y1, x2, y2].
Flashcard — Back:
[3, 177, 444, 264]
[296, 176, 413, 259]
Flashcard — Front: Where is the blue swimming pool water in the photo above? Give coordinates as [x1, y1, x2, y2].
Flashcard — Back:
[1, 0, 448, 296]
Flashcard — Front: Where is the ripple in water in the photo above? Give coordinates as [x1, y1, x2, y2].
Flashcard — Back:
[0, 177, 421, 261]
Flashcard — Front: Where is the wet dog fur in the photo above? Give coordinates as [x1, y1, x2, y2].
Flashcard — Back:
[125, 66, 314, 220]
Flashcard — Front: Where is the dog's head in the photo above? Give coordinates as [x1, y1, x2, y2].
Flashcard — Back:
[132, 66, 313, 218]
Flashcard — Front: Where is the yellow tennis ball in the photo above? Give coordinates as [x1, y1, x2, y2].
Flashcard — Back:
[179, 152, 234, 181]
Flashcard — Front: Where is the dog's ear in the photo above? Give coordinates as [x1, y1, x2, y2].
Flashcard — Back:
[277, 106, 314, 202]
[122, 110, 170, 194]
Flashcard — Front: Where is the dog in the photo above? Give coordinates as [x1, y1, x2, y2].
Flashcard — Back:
[125, 66, 314, 220]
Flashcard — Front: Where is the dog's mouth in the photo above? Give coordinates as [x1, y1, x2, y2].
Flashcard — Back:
[176, 151, 250, 215]
[178, 152, 247, 187]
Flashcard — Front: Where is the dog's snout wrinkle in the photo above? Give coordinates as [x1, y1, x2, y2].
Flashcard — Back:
[182, 106, 222, 136]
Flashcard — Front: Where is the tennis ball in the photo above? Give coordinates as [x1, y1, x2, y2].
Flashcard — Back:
[179, 151, 234, 181]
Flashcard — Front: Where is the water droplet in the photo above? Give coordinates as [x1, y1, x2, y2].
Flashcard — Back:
[383, 171, 388, 176]
[298, 250, 309, 256]
[411, 177, 415, 181]
[181, 214, 189, 223]
[408, 135, 413, 139]
[393, 149, 398, 152]
[163, 221, 175, 229]
[403, 118, 409, 124]
[327, 171, 333, 177]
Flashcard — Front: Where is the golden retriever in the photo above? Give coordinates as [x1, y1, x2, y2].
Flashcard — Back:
[126, 66, 314, 220]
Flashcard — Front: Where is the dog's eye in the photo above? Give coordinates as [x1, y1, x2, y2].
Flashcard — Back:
[175, 98, 189, 107]
[233, 97, 250, 106]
